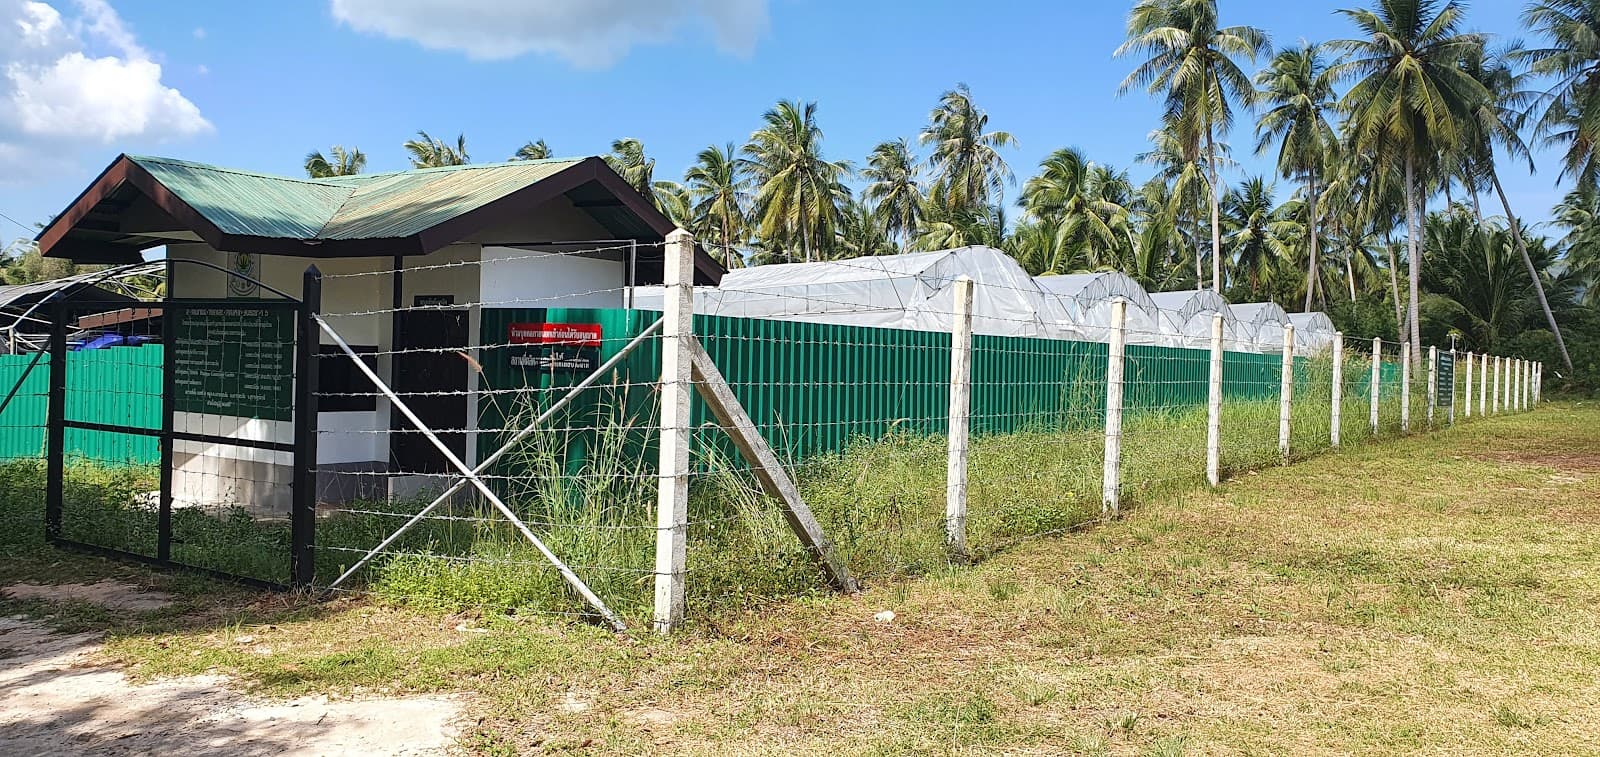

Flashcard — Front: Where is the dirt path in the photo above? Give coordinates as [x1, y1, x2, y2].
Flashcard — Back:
[0, 583, 461, 756]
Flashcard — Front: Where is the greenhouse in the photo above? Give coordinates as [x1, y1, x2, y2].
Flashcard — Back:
[1148, 289, 1251, 352]
[636, 246, 1071, 338]
[1288, 311, 1339, 353]
[1232, 301, 1294, 352]
[633, 246, 1340, 355]
[1033, 271, 1167, 345]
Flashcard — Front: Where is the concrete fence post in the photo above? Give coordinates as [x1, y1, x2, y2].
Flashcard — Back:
[1480, 354, 1489, 416]
[1206, 313, 1223, 487]
[1536, 362, 1543, 405]
[1521, 360, 1529, 410]
[1331, 332, 1344, 448]
[1464, 352, 1473, 419]
[1102, 298, 1126, 518]
[653, 229, 695, 634]
[1484, 353, 1497, 412]
[945, 276, 975, 562]
[1427, 345, 1437, 428]
[1400, 342, 1411, 433]
[1369, 336, 1381, 437]
[1279, 325, 1295, 463]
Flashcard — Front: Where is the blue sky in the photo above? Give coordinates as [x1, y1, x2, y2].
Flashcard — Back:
[0, 0, 1563, 248]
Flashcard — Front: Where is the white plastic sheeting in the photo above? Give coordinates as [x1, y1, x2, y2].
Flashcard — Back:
[1288, 312, 1338, 353]
[1148, 289, 1252, 352]
[1034, 271, 1166, 345]
[631, 246, 1340, 354]
[1232, 302, 1293, 353]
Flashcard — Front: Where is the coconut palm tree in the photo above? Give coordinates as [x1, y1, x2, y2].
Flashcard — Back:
[862, 139, 925, 249]
[1116, 0, 1270, 293]
[304, 145, 366, 178]
[1330, 0, 1487, 365]
[404, 131, 469, 168]
[511, 140, 552, 161]
[1221, 177, 1297, 299]
[1255, 42, 1338, 310]
[1137, 125, 1229, 288]
[836, 199, 895, 258]
[1020, 148, 1135, 271]
[1461, 45, 1576, 372]
[684, 143, 751, 268]
[741, 100, 853, 263]
[1520, 0, 1600, 189]
[919, 84, 1018, 214]
[1553, 186, 1600, 304]
[607, 138, 691, 219]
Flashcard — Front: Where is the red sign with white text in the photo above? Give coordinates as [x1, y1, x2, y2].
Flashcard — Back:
[508, 323, 602, 347]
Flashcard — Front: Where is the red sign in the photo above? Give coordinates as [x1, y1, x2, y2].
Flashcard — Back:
[508, 322, 602, 347]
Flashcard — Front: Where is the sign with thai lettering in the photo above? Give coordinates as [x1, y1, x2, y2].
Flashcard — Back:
[171, 307, 294, 421]
[507, 323, 601, 373]
[508, 322, 603, 347]
[1436, 350, 1455, 407]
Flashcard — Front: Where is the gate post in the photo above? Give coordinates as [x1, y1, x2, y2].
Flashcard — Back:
[158, 273, 176, 562]
[44, 299, 66, 541]
[291, 267, 322, 587]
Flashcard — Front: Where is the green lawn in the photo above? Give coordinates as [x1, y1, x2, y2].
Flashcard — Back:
[2, 402, 1597, 755]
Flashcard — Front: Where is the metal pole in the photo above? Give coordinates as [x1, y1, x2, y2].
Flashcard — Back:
[1279, 325, 1295, 463]
[44, 300, 66, 541]
[1206, 313, 1223, 486]
[1448, 348, 1457, 425]
[1400, 342, 1411, 433]
[945, 276, 974, 561]
[654, 229, 694, 634]
[1369, 336, 1381, 437]
[1102, 299, 1126, 518]
[1331, 332, 1343, 448]
[290, 267, 322, 587]
[157, 269, 176, 563]
[1427, 345, 1437, 428]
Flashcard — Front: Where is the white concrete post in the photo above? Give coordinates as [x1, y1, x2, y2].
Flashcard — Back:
[653, 229, 695, 634]
[1102, 299, 1126, 518]
[945, 276, 975, 561]
[1369, 336, 1382, 436]
[1427, 345, 1438, 428]
[1331, 332, 1344, 448]
[1536, 362, 1543, 405]
[1400, 342, 1411, 433]
[1279, 325, 1295, 463]
[1464, 352, 1473, 419]
[1492, 356, 1501, 414]
[1521, 360, 1529, 410]
[1480, 354, 1489, 416]
[1206, 313, 1224, 487]
[1448, 348, 1456, 425]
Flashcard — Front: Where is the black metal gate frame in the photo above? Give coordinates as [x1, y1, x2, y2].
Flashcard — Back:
[43, 278, 321, 590]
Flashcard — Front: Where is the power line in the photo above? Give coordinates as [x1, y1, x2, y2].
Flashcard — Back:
[0, 209, 35, 236]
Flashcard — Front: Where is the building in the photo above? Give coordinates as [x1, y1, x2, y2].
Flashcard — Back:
[36, 153, 724, 509]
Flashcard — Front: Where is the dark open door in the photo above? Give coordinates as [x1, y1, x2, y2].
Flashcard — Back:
[391, 310, 468, 474]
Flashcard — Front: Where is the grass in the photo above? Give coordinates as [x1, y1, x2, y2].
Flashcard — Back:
[1, 400, 1593, 754]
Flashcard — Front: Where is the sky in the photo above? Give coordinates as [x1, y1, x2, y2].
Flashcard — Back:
[0, 0, 1563, 249]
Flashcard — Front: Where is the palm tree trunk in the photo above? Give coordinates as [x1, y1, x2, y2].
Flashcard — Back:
[1491, 170, 1574, 372]
[1305, 173, 1319, 312]
[1385, 231, 1404, 340]
[1404, 155, 1423, 368]
[1206, 128, 1223, 293]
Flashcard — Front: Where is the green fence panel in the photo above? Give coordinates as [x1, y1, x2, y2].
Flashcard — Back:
[0, 345, 161, 465]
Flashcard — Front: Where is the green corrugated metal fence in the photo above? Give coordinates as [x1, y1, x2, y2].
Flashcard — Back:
[0, 345, 163, 465]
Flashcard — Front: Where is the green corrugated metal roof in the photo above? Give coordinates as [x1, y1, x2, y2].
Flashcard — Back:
[126, 155, 585, 241]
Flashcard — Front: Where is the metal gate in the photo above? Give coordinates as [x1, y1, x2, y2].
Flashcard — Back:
[44, 291, 316, 588]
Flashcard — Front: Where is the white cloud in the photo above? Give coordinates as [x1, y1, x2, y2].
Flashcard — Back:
[0, 0, 210, 176]
[329, 0, 768, 68]
[192, 26, 204, 39]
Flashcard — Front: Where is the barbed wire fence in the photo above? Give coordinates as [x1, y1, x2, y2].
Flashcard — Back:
[0, 232, 1547, 635]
